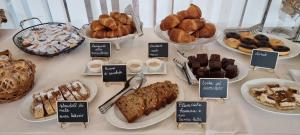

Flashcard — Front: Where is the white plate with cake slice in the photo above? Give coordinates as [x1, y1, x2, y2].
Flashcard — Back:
[216, 30, 300, 60]
[18, 79, 98, 123]
[104, 82, 184, 129]
[241, 78, 300, 115]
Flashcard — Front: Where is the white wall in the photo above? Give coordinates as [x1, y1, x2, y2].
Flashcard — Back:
[0, 0, 287, 29]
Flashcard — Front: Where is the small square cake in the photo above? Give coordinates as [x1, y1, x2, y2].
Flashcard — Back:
[191, 62, 201, 74]
[196, 67, 209, 79]
[196, 53, 208, 67]
[225, 65, 238, 79]
[209, 70, 225, 78]
[221, 58, 235, 69]
[209, 61, 221, 71]
[209, 54, 221, 62]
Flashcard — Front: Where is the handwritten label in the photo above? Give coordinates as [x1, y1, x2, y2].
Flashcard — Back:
[250, 49, 278, 69]
[176, 101, 206, 123]
[148, 43, 168, 57]
[102, 65, 127, 82]
[199, 78, 228, 99]
[90, 42, 111, 57]
[57, 101, 88, 123]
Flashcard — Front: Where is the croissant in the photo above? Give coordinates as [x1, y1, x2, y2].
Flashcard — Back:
[168, 28, 195, 43]
[177, 4, 202, 19]
[99, 14, 118, 30]
[90, 20, 105, 31]
[178, 19, 205, 32]
[93, 31, 107, 39]
[160, 15, 183, 31]
[192, 23, 216, 38]
[111, 12, 133, 25]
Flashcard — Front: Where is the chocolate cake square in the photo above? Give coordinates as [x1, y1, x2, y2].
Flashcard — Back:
[221, 58, 235, 69]
[196, 67, 209, 79]
[197, 53, 208, 67]
[191, 62, 201, 74]
[209, 54, 221, 62]
[225, 65, 238, 79]
[209, 61, 221, 71]
[209, 70, 225, 78]
[188, 56, 197, 62]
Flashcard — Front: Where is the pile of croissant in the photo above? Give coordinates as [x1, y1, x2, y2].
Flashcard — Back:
[160, 4, 216, 43]
[90, 12, 136, 39]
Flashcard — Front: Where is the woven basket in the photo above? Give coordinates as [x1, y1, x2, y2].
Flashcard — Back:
[0, 50, 35, 103]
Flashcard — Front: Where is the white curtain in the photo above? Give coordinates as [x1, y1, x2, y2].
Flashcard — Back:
[0, 0, 284, 29]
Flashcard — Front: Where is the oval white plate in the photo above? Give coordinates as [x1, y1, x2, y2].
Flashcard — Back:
[104, 87, 184, 129]
[241, 78, 300, 115]
[217, 31, 300, 60]
[18, 79, 98, 123]
[174, 58, 250, 84]
[154, 24, 216, 46]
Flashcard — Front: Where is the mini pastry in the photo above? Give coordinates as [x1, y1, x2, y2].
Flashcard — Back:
[177, 4, 202, 19]
[225, 32, 240, 39]
[269, 38, 284, 47]
[238, 43, 257, 53]
[224, 38, 240, 49]
[277, 97, 296, 110]
[40, 92, 56, 115]
[209, 70, 225, 78]
[127, 59, 143, 73]
[66, 83, 83, 100]
[88, 60, 103, 73]
[168, 28, 196, 43]
[90, 20, 105, 31]
[254, 34, 269, 42]
[250, 87, 268, 97]
[178, 19, 205, 32]
[272, 46, 290, 56]
[99, 14, 118, 30]
[224, 65, 238, 79]
[71, 81, 90, 100]
[192, 23, 216, 38]
[146, 58, 163, 72]
[209, 54, 221, 62]
[31, 94, 45, 119]
[59, 85, 76, 101]
[240, 31, 254, 39]
[160, 15, 183, 31]
[258, 93, 277, 107]
[196, 53, 208, 67]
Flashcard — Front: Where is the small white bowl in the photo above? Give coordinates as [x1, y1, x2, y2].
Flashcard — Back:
[127, 59, 143, 73]
[87, 60, 104, 73]
[146, 58, 162, 72]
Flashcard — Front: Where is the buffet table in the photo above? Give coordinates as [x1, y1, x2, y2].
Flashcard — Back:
[0, 28, 300, 135]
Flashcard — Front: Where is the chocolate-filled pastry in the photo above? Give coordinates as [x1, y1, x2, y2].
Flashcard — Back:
[238, 43, 257, 53]
[209, 54, 221, 62]
[197, 53, 208, 67]
[272, 46, 290, 56]
[209, 70, 225, 78]
[209, 61, 222, 71]
[225, 65, 238, 79]
[255, 34, 269, 42]
[221, 58, 235, 69]
[225, 32, 240, 39]
[241, 38, 256, 45]
[196, 67, 209, 79]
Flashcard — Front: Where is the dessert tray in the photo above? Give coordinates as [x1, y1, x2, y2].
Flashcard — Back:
[12, 18, 85, 57]
[241, 78, 300, 115]
[18, 79, 98, 123]
[0, 50, 35, 103]
[217, 30, 300, 60]
[104, 81, 184, 129]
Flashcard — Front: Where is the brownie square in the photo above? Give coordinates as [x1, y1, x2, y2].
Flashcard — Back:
[225, 65, 238, 79]
[209, 70, 225, 78]
[210, 54, 221, 62]
[209, 61, 221, 71]
[197, 53, 208, 67]
[191, 62, 201, 74]
[221, 58, 235, 69]
[188, 56, 197, 62]
[196, 67, 209, 79]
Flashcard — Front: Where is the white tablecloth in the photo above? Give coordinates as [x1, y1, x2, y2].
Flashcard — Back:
[0, 29, 300, 135]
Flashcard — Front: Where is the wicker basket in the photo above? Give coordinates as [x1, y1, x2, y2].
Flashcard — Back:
[0, 50, 35, 103]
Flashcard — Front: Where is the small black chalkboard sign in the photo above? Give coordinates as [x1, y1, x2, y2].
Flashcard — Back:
[102, 65, 127, 82]
[57, 101, 88, 123]
[176, 101, 207, 123]
[148, 43, 168, 57]
[199, 78, 228, 99]
[90, 42, 111, 57]
[250, 49, 278, 69]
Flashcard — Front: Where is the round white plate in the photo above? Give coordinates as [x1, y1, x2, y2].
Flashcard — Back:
[241, 78, 300, 115]
[216, 31, 300, 60]
[104, 87, 184, 129]
[154, 24, 216, 46]
[174, 57, 250, 84]
[18, 79, 98, 123]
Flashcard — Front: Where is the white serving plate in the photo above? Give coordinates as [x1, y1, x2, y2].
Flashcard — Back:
[18, 79, 98, 123]
[104, 87, 184, 129]
[216, 30, 300, 60]
[241, 78, 300, 115]
[154, 24, 216, 46]
[174, 57, 250, 84]
[289, 69, 300, 82]
[83, 62, 167, 76]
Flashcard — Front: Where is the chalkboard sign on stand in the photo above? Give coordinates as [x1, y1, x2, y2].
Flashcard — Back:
[90, 42, 111, 58]
[199, 78, 228, 100]
[57, 101, 88, 128]
[102, 65, 127, 82]
[250, 49, 278, 70]
[148, 43, 168, 58]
